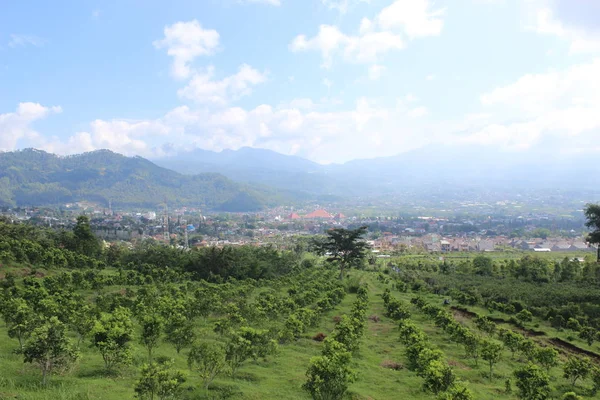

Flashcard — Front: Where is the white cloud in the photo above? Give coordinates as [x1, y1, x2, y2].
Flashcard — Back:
[322, 78, 333, 89]
[368, 64, 386, 80]
[0, 103, 61, 151]
[321, 0, 371, 14]
[377, 0, 445, 38]
[527, 4, 600, 54]
[290, 24, 404, 67]
[463, 59, 600, 149]
[290, 0, 443, 67]
[242, 0, 281, 5]
[41, 93, 435, 163]
[426, 74, 436, 81]
[8, 34, 46, 48]
[153, 20, 220, 79]
[178, 64, 267, 105]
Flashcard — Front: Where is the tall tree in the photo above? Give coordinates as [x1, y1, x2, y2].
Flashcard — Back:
[73, 215, 101, 257]
[312, 226, 370, 280]
[584, 203, 600, 262]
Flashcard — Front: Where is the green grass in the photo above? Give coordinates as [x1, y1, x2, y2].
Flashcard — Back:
[2, 269, 600, 399]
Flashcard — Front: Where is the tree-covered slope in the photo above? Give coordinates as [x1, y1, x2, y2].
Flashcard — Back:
[0, 149, 290, 210]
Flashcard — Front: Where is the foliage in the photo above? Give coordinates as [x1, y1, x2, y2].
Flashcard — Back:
[134, 360, 186, 400]
[22, 316, 79, 385]
[562, 357, 592, 388]
[513, 363, 551, 400]
[312, 226, 371, 280]
[187, 342, 226, 390]
[91, 307, 134, 371]
[303, 339, 356, 400]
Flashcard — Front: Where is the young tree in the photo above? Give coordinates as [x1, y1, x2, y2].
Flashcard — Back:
[140, 315, 163, 361]
[463, 332, 481, 366]
[578, 326, 597, 347]
[91, 307, 134, 371]
[312, 226, 370, 280]
[22, 317, 79, 386]
[303, 339, 356, 400]
[534, 347, 559, 373]
[437, 381, 474, 400]
[134, 360, 185, 400]
[188, 342, 226, 390]
[516, 310, 534, 325]
[3, 297, 37, 351]
[70, 303, 96, 348]
[164, 314, 196, 354]
[498, 329, 523, 359]
[481, 340, 503, 380]
[584, 203, 600, 262]
[421, 359, 456, 394]
[225, 333, 252, 378]
[563, 356, 592, 388]
[514, 363, 551, 400]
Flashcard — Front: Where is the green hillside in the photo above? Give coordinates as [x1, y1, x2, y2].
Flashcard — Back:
[0, 149, 292, 211]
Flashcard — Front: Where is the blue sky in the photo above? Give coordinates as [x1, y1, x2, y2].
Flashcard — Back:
[1, 0, 599, 163]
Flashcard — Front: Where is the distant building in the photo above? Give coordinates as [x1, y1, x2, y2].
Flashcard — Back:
[304, 209, 333, 219]
[288, 213, 301, 220]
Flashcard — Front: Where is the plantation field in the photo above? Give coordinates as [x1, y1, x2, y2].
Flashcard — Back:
[2, 264, 600, 399]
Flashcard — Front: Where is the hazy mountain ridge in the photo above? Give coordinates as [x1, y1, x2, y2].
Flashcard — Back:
[154, 145, 600, 197]
[0, 149, 294, 211]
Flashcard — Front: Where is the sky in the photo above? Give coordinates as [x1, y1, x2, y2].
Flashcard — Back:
[1, 0, 600, 164]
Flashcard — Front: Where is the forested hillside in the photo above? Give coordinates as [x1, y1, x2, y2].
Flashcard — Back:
[0, 149, 293, 211]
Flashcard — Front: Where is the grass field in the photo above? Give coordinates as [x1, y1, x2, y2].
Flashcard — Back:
[1, 267, 600, 399]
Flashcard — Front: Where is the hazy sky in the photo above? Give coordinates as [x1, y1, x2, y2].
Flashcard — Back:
[1, 0, 599, 163]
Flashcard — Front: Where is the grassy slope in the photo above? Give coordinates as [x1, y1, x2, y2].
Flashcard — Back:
[2, 269, 600, 399]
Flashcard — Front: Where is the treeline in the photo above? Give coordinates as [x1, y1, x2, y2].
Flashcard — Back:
[0, 217, 304, 282]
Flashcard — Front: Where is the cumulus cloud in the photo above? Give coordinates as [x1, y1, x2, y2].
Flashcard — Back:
[462, 58, 600, 149]
[153, 20, 220, 79]
[527, 1, 600, 54]
[178, 64, 267, 105]
[0, 103, 61, 151]
[368, 64, 386, 80]
[290, 0, 443, 67]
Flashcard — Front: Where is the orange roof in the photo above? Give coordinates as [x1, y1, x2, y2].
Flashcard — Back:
[304, 209, 333, 219]
[288, 213, 301, 220]
[334, 213, 346, 219]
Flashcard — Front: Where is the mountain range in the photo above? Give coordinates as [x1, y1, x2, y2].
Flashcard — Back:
[1, 145, 598, 211]
[0, 149, 294, 211]
[155, 145, 600, 197]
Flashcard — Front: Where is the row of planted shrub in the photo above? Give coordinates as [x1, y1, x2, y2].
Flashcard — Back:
[380, 289, 475, 399]
[303, 285, 369, 400]
[410, 295, 600, 397]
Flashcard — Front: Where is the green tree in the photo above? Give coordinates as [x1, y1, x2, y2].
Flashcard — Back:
[578, 326, 597, 347]
[563, 356, 592, 388]
[188, 342, 226, 390]
[303, 339, 356, 400]
[73, 215, 101, 257]
[140, 315, 163, 361]
[164, 314, 196, 354]
[473, 256, 493, 276]
[22, 317, 79, 386]
[3, 297, 37, 351]
[534, 347, 559, 373]
[91, 307, 134, 371]
[134, 360, 185, 400]
[421, 359, 456, 394]
[437, 381, 474, 400]
[225, 333, 252, 378]
[516, 310, 534, 325]
[514, 363, 551, 400]
[498, 328, 523, 359]
[584, 203, 600, 262]
[561, 393, 582, 400]
[481, 340, 503, 380]
[70, 303, 96, 348]
[312, 226, 371, 280]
